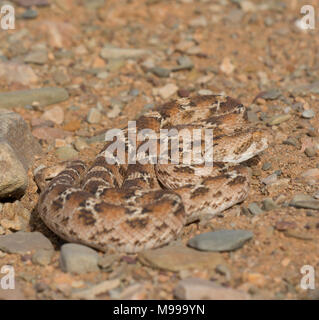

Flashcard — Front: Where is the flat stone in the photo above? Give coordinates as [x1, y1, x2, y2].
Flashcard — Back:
[24, 49, 48, 65]
[0, 231, 53, 254]
[262, 198, 278, 211]
[174, 278, 250, 300]
[305, 147, 317, 157]
[153, 83, 178, 99]
[248, 202, 264, 215]
[87, 108, 102, 124]
[98, 254, 119, 270]
[187, 230, 253, 252]
[150, 67, 170, 78]
[259, 89, 282, 100]
[100, 46, 150, 60]
[302, 109, 315, 119]
[261, 173, 278, 185]
[60, 243, 99, 274]
[298, 168, 319, 185]
[31, 248, 54, 266]
[0, 87, 69, 109]
[290, 194, 319, 210]
[138, 245, 225, 272]
[268, 114, 291, 126]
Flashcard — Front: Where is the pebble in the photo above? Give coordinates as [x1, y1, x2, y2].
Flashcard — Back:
[32, 127, 69, 141]
[138, 245, 225, 272]
[262, 198, 278, 211]
[268, 114, 291, 126]
[98, 254, 119, 270]
[55, 146, 79, 161]
[248, 202, 264, 215]
[0, 61, 38, 86]
[73, 137, 89, 151]
[100, 46, 150, 60]
[41, 106, 64, 125]
[31, 248, 54, 266]
[284, 230, 313, 241]
[71, 279, 120, 299]
[96, 71, 109, 79]
[0, 231, 53, 254]
[153, 83, 178, 99]
[174, 278, 250, 300]
[187, 230, 253, 252]
[60, 243, 99, 274]
[283, 137, 299, 147]
[198, 89, 214, 96]
[261, 173, 278, 185]
[290, 194, 319, 210]
[87, 108, 102, 124]
[220, 57, 235, 75]
[53, 70, 70, 85]
[275, 220, 297, 231]
[302, 109, 315, 119]
[0, 87, 69, 109]
[247, 111, 259, 123]
[171, 56, 194, 71]
[150, 67, 170, 78]
[305, 147, 317, 157]
[259, 89, 282, 100]
[21, 8, 38, 19]
[189, 16, 207, 27]
[298, 168, 319, 185]
[262, 162, 272, 170]
[24, 50, 48, 65]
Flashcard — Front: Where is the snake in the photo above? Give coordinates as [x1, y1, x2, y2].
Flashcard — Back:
[36, 95, 268, 253]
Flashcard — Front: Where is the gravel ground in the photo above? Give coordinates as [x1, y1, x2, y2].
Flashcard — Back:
[0, 0, 319, 300]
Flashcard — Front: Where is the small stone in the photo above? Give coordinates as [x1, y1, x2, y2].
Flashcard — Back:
[247, 111, 259, 123]
[178, 89, 190, 97]
[248, 202, 264, 215]
[55, 146, 78, 161]
[107, 99, 124, 118]
[96, 71, 109, 79]
[153, 83, 178, 99]
[171, 56, 194, 71]
[41, 106, 64, 125]
[259, 89, 282, 100]
[220, 57, 235, 75]
[21, 8, 38, 19]
[283, 137, 299, 147]
[73, 137, 89, 151]
[31, 249, 54, 266]
[275, 220, 297, 232]
[87, 108, 101, 124]
[187, 230, 253, 252]
[261, 173, 278, 185]
[174, 278, 250, 300]
[268, 114, 291, 126]
[150, 67, 170, 78]
[60, 243, 99, 274]
[24, 50, 48, 65]
[290, 194, 319, 210]
[0, 231, 53, 254]
[305, 147, 317, 158]
[100, 46, 150, 60]
[198, 89, 214, 96]
[262, 162, 272, 171]
[298, 168, 319, 185]
[138, 245, 225, 272]
[189, 16, 207, 27]
[302, 109, 315, 119]
[98, 254, 118, 270]
[262, 198, 278, 211]
[284, 230, 313, 241]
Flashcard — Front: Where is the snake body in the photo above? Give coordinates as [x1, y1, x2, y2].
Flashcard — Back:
[37, 95, 267, 253]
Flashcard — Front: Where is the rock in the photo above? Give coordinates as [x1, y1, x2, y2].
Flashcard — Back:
[240, 0, 257, 12]
[262, 198, 278, 211]
[247, 111, 259, 123]
[150, 67, 170, 78]
[248, 202, 264, 215]
[0, 61, 38, 86]
[283, 137, 299, 147]
[55, 146, 79, 161]
[220, 57, 235, 75]
[21, 8, 38, 19]
[138, 245, 225, 272]
[12, 0, 49, 7]
[83, 0, 105, 10]
[298, 168, 319, 185]
[31, 248, 54, 266]
[171, 56, 194, 72]
[290, 194, 319, 210]
[73, 137, 89, 151]
[262, 162, 272, 171]
[189, 16, 207, 27]
[24, 50, 48, 65]
[198, 89, 214, 95]
[0, 231, 53, 254]
[0, 142, 28, 198]
[71, 279, 120, 299]
[0, 87, 69, 109]
[96, 71, 109, 79]
[259, 89, 282, 100]
[174, 278, 250, 300]
[302, 109, 315, 119]
[268, 114, 291, 126]
[100, 46, 150, 60]
[0, 201, 31, 231]
[60, 243, 99, 274]
[261, 173, 278, 185]
[187, 230, 253, 252]
[275, 220, 297, 231]
[305, 147, 317, 157]
[41, 106, 64, 125]
[98, 254, 119, 270]
[153, 83, 178, 99]
[32, 127, 70, 141]
[87, 108, 102, 124]
[288, 81, 319, 96]
[107, 98, 124, 118]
